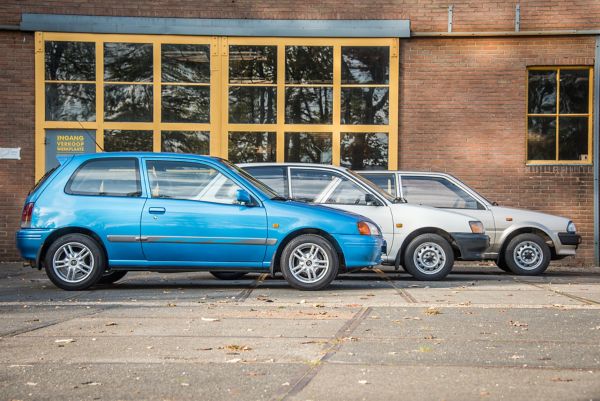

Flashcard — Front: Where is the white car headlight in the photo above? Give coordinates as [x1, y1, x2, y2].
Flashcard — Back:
[469, 221, 485, 234]
[567, 221, 577, 233]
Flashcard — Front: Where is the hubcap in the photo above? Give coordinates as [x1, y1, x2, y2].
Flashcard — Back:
[513, 241, 543, 270]
[413, 242, 446, 274]
[288, 243, 329, 284]
[52, 242, 94, 284]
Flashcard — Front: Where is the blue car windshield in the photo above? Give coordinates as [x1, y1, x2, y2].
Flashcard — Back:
[221, 159, 280, 199]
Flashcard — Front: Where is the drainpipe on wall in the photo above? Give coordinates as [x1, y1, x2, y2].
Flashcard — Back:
[594, 36, 600, 266]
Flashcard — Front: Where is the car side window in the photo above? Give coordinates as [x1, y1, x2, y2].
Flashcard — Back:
[290, 168, 371, 205]
[243, 166, 289, 197]
[146, 160, 242, 204]
[66, 158, 141, 197]
[360, 173, 397, 196]
[401, 176, 482, 210]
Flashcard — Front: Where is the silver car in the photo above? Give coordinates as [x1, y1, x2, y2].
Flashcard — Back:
[359, 171, 581, 275]
[241, 163, 489, 281]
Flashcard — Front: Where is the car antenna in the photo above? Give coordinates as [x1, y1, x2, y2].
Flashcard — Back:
[76, 119, 104, 152]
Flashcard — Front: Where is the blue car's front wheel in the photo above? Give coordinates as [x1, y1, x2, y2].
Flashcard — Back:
[280, 234, 338, 291]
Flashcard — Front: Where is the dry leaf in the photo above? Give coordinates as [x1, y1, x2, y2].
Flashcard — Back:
[358, 380, 369, 385]
[55, 339, 75, 344]
[201, 317, 220, 322]
[424, 307, 442, 316]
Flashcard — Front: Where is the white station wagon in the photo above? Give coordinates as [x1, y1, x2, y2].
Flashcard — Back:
[358, 171, 581, 275]
[241, 163, 489, 280]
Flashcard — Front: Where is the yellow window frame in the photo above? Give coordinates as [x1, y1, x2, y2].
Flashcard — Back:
[526, 66, 594, 165]
[35, 32, 399, 180]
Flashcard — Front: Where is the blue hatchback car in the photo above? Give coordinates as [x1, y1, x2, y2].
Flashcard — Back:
[16, 153, 384, 291]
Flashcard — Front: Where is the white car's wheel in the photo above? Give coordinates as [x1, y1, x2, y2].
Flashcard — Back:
[504, 234, 551, 275]
[403, 233, 454, 280]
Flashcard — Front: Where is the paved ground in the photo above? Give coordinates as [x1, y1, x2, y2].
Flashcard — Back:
[1, 262, 600, 401]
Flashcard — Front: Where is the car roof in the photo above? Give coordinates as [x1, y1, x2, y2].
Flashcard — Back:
[239, 162, 350, 172]
[68, 152, 224, 163]
[357, 170, 457, 179]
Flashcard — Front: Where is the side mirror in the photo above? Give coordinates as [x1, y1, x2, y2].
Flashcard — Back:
[236, 189, 253, 206]
[365, 193, 381, 206]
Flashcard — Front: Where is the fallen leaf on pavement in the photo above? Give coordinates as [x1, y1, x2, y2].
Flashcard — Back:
[201, 317, 220, 322]
[55, 339, 75, 344]
[424, 307, 442, 315]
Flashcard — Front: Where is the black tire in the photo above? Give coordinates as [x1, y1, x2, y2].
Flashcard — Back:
[504, 233, 551, 276]
[98, 270, 128, 284]
[210, 271, 248, 280]
[280, 234, 338, 290]
[403, 233, 454, 281]
[44, 233, 106, 290]
[495, 259, 512, 273]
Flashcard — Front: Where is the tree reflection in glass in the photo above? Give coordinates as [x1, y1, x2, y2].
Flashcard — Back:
[559, 117, 588, 161]
[228, 132, 276, 163]
[284, 132, 332, 164]
[46, 83, 96, 121]
[229, 46, 276, 84]
[104, 130, 153, 152]
[104, 84, 153, 122]
[340, 133, 388, 170]
[341, 88, 389, 125]
[341, 46, 389, 84]
[559, 70, 589, 114]
[527, 117, 556, 160]
[162, 131, 210, 154]
[528, 70, 556, 114]
[161, 44, 210, 83]
[45, 41, 95, 81]
[162, 85, 210, 123]
[229, 87, 276, 124]
[104, 43, 153, 82]
[285, 46, 333, 84]
[285, 87, 332, 124]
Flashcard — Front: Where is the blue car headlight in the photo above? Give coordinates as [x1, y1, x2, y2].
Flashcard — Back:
[357, 221, 381, 236]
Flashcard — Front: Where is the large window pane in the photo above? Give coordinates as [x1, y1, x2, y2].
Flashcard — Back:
[289, 168, 370, 205]
[341, 46, 389, 84]
[340, 133, 388, 170]
[559, 117, 589, 161]
[229, 45, 276, 84]
[559, 70, 589, 114]
[528, 70, 556, 114]
[45, 41, 95, 81]
[104, 130, 153, 152]
[104, 84, 153, 122]
[45, 83, 96, 121]
[104, 43, 153, 82]
[162, 85, 210, 123]
[401, 176, 480, 209]
[229, 86, 276, 124]
[286, 46, 333, 84]
[228, 132, 276, 163]
[161, 44, 210, 83]
[527, 117, 556, 160]
[285, 87, 332, 124]
[284, 132, 332, 164]
[162, 131, 210, 154]
[341, 88, 389, 125]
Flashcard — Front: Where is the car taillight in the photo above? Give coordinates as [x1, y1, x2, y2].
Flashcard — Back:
[21, 202, 34, 228]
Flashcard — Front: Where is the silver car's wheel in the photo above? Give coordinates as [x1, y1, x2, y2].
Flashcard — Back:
[413, 242, 446, 275]
[52, 242, 95, 283]
[288, 243, 330, 284]
[513, 241, 543, 271]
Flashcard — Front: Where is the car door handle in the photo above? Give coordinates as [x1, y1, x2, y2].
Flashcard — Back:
[148, 207, 166, 214]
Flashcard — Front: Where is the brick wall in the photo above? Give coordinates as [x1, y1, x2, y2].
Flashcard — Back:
[1, 1, 600, 32]
[399, 37, 596, 265]
[0, 31, 35, 261]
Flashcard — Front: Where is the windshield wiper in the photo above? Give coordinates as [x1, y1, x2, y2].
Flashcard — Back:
[271, 195, 290, 201]
[393, 196, 408, 204]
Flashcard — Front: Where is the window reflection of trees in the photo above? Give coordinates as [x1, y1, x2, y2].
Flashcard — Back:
[45, 41, 95, 81]
[528, 71, 556, 114]
[228, 132, 276, 163]
[45, 83, 96, 121]
[285, 46, 333, 84]
[285, 133, 332, 164]
[229, 87, 276, 124]
[341, 88, 389, 125]
[285, 87, 332, 124]
[340, 133, 388, 170]
[162, 44, 210, 83]
[104, 85, 153, 122]
[341, 47, 389, 84]
[162, 86, 210, 123]
[162, 131, 210, 155]
[104, 43, 153, 82]
[229, 46, 276, 84]
[104, 130, 153, 152]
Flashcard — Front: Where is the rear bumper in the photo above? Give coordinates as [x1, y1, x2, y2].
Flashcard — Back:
[16, 229, 53, 262]
[558, 232, 581, 247]
[335, 234, 384, 269]
[451, 233, 490, 261]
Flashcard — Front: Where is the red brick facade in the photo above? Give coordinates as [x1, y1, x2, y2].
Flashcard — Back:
[0, 1, 597, 265]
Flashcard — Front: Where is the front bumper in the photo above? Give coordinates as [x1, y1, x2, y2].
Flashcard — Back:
[16, 229, 54, 263]
[558, 232, 581, 247]
[451, 233, 490, 261]
[335, 234, 384, 269]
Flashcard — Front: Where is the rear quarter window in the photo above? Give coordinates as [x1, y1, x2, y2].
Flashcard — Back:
[66, 158, 141, 197]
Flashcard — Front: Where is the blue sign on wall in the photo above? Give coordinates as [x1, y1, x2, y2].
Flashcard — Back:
[45, 129, 96, 172]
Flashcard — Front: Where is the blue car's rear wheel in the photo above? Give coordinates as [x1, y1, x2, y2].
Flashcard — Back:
[280, 234, 338, 290]
[44, 234, 106, 290]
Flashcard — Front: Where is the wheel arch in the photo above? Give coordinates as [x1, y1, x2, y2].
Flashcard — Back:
[497, 226, 554, 264]
[270, 228, 346, 275]
[395, 227, 460, 268]
[37, 227, 108, 269]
